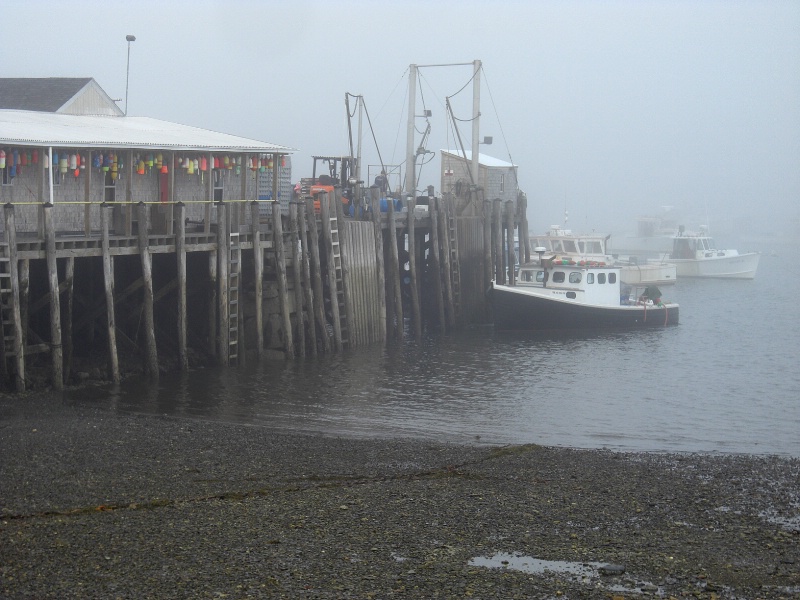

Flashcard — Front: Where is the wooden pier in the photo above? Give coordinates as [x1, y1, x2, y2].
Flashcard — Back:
[0, 192, 526, 392]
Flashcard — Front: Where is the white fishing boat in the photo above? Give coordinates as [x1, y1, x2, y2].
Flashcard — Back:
[490, 249, 679, 331]
[666, 226, 760, 279]
[530, 226, 676, 286]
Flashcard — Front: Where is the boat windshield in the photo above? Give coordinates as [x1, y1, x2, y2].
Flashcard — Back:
[582, 240, 604, 253]
[701, 238, 716, 251]
[562, 240, 578, 253]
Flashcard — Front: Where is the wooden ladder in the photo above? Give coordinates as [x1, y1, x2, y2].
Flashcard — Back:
[328, 215, 349, 348]
[447, 212, 462, 319]
[0, 257, 13, 381]
[228, 232, 241, 365]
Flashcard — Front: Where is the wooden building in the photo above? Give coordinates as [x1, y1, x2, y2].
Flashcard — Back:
[0, 77, 124, 117]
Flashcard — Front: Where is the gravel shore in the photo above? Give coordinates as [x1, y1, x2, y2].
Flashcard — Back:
[1, 392, 798, 599]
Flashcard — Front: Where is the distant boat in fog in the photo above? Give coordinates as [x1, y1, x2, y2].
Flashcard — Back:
[665, 226, 760, 279]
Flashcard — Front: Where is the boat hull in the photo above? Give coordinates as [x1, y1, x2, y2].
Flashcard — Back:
[620, 262, 676, 286]
[668, 252, 760, 279]
[491, 284, 679, 331]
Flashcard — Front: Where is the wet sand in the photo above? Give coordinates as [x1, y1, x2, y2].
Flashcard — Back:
[1, 393, 798, 598]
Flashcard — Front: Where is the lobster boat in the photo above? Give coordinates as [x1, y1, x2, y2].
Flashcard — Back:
[490, 250, 679, 331]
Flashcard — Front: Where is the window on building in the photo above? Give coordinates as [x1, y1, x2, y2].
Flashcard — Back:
[500, 173, 505, 193]
[598, 273, 606, 284]
[1, 167, 11, 186]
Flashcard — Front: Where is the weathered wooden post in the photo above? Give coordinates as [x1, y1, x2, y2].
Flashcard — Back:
[289, 201, 305, 356]
[405, 197, 421, 339]
[100, 203, 120, 384]
[43, 202, 63, 389]
[493, 198, 504, 285]
[319, 192, 342, 352]
[483, 198, 493, 320]
[3, 204, 25, 391]
[20, 259, 29, 356]
[334, 189, 355, 348]
[305, 197, 330, 353]
[297, 201, 317, 356]
[518, 191, 531, 264]
[272, 201, 295, 358]
[64, 257, 74, 382]
[369, 187, 387, 343]
[176, 202, 188, 370]
[250, 201, 264, 357]
[505, 200, 517, 286]
[386, 195, 403, 342]
[216, 201, 230, 364]
[205, 248, 217, 359]
[136, 201, 159, 379]
[429, 198, 446, 331]
[438, 199, 455, 329]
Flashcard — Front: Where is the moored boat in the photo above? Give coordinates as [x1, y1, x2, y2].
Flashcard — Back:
[491, 250, 679, 331]
[666, 227, 760, 279]
[530, 225, 676, 286]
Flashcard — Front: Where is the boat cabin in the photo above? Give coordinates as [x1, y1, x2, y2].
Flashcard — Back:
[530, 226, 610, 260]
[517, 258, 630, 307]
[671, 235, 725, 259]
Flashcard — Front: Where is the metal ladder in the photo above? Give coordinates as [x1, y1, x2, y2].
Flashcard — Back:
[228, 232, 240, 365]
[328, 215, 349, 348]
[447, 212, 461, 319]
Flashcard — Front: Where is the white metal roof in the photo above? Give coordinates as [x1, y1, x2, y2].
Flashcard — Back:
[0, 109, 294, 153]
[441, 149, 515, 168]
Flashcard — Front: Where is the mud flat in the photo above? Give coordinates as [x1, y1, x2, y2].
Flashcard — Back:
[1, 394, 798, 598]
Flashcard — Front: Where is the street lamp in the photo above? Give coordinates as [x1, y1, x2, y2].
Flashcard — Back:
[125, 34, 136, 116]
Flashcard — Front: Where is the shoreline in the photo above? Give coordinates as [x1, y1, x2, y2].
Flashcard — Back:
[1, 398, 799, 598]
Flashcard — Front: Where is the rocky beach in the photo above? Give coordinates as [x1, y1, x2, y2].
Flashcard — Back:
[1, 392, 798, 599]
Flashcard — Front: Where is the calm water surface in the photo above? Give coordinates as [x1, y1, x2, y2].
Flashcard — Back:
[72, 239, 800, 456]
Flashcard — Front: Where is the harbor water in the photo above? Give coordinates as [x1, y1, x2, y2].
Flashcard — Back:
[69, 239, 799, 457]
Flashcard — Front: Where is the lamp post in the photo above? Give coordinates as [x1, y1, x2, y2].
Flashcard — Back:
[125, 34, 136, 116]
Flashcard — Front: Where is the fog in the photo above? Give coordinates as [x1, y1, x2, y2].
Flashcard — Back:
[3, 0, 798, 240]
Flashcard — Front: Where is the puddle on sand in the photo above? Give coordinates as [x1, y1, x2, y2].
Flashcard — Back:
[468, 552, 602, 578]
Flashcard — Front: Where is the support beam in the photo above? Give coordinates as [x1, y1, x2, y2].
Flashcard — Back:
[250, 201, 264, 357]
[297, 200, 317, 357]
[63, 257, 74, 382]
[176, 202, 188, 370]
[43, 203, 63, 390]
[386, 195, 403, 342]
[405, 198, 422, 339]
[305, 197, 330, 353]
[289, 201, 305, 355]
[136, 201, 159, 379]
[216, 201, 230, 364]
[101, 204, 120, 383]
[272, 201, 294, 357]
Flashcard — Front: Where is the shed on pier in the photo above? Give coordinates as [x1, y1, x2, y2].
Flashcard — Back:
[0, 77, 123, 116]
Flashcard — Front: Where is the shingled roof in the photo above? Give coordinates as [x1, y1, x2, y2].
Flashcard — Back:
[0, 78, 122, 115]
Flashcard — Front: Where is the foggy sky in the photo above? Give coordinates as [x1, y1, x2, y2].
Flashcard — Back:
[2, 0, 798, 238]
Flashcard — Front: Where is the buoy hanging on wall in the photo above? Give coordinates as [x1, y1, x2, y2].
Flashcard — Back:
[0, 150, 6, 169]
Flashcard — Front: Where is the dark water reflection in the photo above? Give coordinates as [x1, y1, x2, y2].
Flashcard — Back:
[69, 243, 799, 456]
